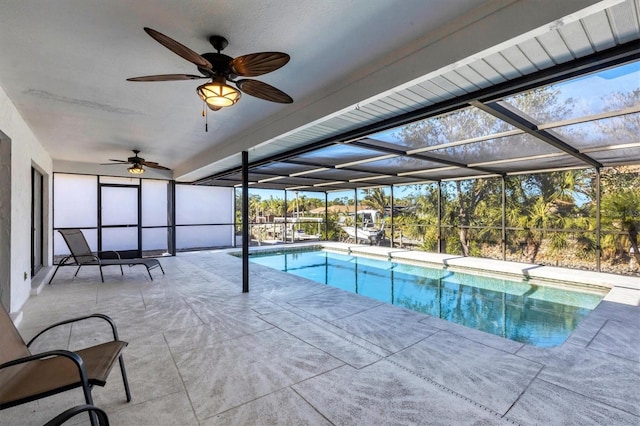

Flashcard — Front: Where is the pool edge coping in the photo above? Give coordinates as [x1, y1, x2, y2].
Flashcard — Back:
[216, 241, 638, 303]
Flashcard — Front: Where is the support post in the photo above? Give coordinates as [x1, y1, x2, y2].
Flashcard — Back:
[232, 187, 237, 248]
[324, 192, 328, 240]
[167, 180, 176, 256]
[242, 151, 249, 293]
[283, 191, 288, 243]
[137, 181, 142, 258]
[97, 176, 102, 252]
[437, 182, 443, 253]
[354, 189, 358, 230]
[502, 176, 506, 261]
[390, 186, 395, 248]
[595, 168, 601, 272]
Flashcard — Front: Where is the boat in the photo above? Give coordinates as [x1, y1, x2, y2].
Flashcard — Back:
[340, 209, 386, 245]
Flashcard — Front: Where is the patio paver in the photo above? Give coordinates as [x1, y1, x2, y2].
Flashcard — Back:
[3, 248, 639, 425]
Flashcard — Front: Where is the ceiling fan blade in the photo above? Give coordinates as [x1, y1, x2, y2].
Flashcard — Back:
[144, 27, 212, 69]
[230, 52, 290, 77]
[101, 159, 129, 164]
[141, 161, 171, 170]
[236, 79, 293, 103]
[127, 74, 206, 82]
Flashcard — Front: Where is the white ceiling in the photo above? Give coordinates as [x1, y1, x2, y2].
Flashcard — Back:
[0, 0, 626, 182]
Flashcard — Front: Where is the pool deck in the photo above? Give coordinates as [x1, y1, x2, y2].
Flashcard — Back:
[3, 245, 639, 425]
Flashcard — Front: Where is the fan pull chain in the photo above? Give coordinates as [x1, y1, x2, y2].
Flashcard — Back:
[202, 101, 208, 132]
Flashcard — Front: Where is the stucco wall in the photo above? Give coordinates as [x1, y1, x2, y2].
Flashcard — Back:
[0, 85, 53, 314]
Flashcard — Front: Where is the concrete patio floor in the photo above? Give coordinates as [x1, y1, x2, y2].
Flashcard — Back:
[2, 247, 639, 425]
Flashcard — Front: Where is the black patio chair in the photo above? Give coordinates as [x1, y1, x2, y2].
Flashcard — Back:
[0, 305, 130, 426]
[49, 229, 164, 283]
[44, 404, 110, 426]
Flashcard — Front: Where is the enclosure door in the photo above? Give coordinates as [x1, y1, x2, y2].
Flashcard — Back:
[31, 168, 43, 276]
[100, 184, 141, 258]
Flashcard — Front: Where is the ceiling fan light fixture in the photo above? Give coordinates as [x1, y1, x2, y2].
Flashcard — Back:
[197, 76, 241, 108]
[128, 164, 145, 175]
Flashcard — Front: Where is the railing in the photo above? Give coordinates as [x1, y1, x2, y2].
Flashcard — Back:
[370, 223, 637, 276]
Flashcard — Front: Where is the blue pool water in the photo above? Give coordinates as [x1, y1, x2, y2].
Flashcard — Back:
[248, 249, 605, 347]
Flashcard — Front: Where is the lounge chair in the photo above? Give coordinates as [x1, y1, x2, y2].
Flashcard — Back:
[0, 305, 130, 426]
[49, 229, 164, 283]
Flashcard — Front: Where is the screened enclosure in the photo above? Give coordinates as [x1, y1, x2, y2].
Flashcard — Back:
[195, 55, 640, 276]
[52, 54, 639, 276]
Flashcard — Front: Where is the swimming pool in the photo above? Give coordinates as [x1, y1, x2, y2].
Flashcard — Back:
[248, 248, 606, 347]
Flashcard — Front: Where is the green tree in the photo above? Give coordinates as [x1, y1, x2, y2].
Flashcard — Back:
[600, 180, 640, 266]
[361, 188, 389, 217]
[248, 194, 262, 221]
[263, 196, 285, 217]
[396, 87, 573, 257]
[506, 170, 588, 264]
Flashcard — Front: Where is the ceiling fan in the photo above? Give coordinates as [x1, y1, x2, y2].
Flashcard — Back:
[127, 27, 293, 111]
[102, 150, 170, 175]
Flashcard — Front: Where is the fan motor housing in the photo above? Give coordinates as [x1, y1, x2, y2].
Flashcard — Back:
[199, 53, 234, 77]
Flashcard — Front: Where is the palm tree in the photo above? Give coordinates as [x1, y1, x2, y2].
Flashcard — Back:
[287, 192, 308, 217]
[506, 172, 576, 264]
[601, 188, 640, 266]
[248, 194, 262, 221]
[361, 188, 389, 217]
[264, 196, 285, 217]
